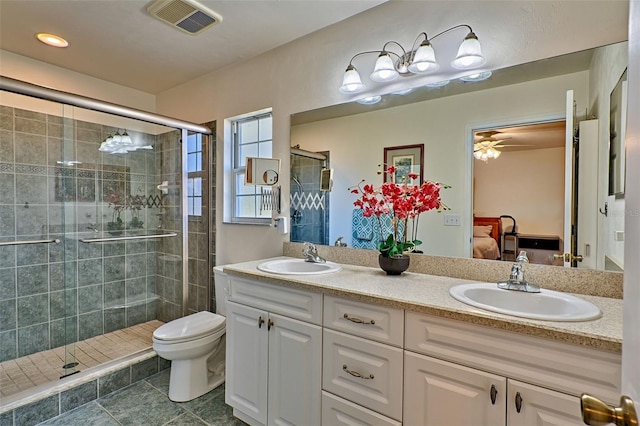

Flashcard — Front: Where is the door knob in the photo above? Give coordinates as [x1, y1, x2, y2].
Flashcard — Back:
[581, 394, 638, 426]
[553, 253, 584, 263]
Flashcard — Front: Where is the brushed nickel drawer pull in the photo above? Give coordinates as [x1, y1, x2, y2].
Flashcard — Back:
[343, 313, 375, 325]
[342, 364, 374, 379]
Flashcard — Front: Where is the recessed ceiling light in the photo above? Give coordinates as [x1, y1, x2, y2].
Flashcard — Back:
[36, 33, 69, 48]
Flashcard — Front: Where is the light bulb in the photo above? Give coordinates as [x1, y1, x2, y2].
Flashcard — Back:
[339, 65, 365, 94]
[370, 52, 399, 82]
[452, 32, 486, 70]
[408, 41, 439, 74]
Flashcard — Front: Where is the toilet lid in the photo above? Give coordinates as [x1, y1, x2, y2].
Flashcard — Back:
[153, 311, 225, 342]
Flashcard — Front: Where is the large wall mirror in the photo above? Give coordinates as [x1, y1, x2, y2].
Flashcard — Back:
[290, 41, 628, 272]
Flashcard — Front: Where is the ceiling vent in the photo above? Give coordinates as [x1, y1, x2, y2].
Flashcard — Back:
[147, 0, 222, 35]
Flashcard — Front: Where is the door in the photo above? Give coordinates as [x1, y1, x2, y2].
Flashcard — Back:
[404, 351, 506, 426]
[562, 90, 582, 268]
[267, 313, 322, 426]
[622, 0, 640, 410]
[582, 3, 639, 423]
[225, 301, 269, 425]
[576, 120, 599, 269]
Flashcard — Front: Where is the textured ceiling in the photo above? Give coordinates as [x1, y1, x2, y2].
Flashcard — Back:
[0, 0, 385, 94]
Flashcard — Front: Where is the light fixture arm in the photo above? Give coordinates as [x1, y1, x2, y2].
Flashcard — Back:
[410, 32, 430, 52]
[347, 47, 405, 67]
[429, 24, 475, 42]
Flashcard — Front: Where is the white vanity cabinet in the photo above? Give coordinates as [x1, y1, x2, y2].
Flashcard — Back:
[321, 295, 404, 424]
[404, 311, 620, 426]
[404, 351, 584, 425]
[225, 277, 322, 426]
[223, 267, 621, 426]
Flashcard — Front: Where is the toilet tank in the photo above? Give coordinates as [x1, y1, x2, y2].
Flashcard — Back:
[213, 266, 230, 316]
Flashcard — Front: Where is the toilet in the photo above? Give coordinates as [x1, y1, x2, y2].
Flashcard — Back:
[152, 266, 230, 402]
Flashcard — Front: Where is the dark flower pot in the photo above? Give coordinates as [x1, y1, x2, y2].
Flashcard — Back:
[378, 254, 410, 275]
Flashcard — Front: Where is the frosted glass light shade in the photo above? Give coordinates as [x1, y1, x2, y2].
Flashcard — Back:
[370, 53, 399, 82]
[451, 33, 486, 69]
[408, 41, 439, 74]
[120, 130, 133, 146]
[339, 65, 365, 94]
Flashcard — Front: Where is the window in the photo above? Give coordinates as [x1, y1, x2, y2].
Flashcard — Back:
[187, 132, 203, 217]
[231, 112, 273, 223]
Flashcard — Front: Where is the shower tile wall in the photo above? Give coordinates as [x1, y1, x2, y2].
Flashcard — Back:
[290, 154, 329, 246]
[0, 105, 180, 362]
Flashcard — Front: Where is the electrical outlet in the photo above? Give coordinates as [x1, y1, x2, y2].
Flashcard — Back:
[443, 214, 461, 226]
[615, 231, 624, 241]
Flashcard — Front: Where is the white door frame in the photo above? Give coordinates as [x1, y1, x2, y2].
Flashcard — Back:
[464, 113, 566, 259]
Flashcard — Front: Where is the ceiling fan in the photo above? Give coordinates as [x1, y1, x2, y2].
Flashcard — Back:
[473, 130, 530, 161]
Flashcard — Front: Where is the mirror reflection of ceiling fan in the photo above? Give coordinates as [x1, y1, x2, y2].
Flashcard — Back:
[473, 130, 532, 161]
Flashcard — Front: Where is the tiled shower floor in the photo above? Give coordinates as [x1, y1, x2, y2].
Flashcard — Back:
[0, 320, 163, 400]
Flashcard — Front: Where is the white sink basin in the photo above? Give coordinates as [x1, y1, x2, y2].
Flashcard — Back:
[449, 283, 602, 322]
[257, 259, 342, 275]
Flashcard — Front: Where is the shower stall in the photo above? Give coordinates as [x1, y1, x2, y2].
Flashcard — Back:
[290, 148, 329, 245]
[0, 77, 212, 407]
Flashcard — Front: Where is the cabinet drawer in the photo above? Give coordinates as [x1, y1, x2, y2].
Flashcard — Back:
[229, 276, 322, 325]
[405, 311, 621, 404]
[323, 329, 403, 421]
[322, 391, 401, 426]
[323, 295, 404, 347]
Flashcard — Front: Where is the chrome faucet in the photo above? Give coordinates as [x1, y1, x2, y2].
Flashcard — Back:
[302, 242, 326, 263]
[497, 251, 540, 293]
[334, 237, 347, 247]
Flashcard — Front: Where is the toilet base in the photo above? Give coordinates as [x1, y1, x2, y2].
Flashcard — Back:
[168, 353, 225, 402]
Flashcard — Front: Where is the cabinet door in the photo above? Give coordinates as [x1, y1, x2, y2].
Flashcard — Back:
[267, 313, 322, 426]
[404, 351, 506, 426]
[507, 379, 583, 426]
[226, 301, 269, 425]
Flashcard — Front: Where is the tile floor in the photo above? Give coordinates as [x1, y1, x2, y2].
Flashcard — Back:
[38, 369, 245, 426]
[1, 321, 162, 399]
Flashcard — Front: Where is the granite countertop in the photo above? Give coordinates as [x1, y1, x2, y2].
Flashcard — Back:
[222, 257, 623, 353]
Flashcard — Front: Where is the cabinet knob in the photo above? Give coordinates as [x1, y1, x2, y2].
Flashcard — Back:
[490, 384, 498, 405]
[268, 319, 274, 331]
[581, 394, 638, 426]
[258, 316, 264, 328]
[515, 392, 523, 413]
[343, 313, 375, 325]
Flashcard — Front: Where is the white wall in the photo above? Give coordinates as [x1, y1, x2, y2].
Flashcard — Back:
[589, 42, 629, 269]
[153, 1, 623, 265]
[1, 1, 628, 265]
[290, 72, 588, 257]
[474, 147, 565, 238]
[0, 50, 156, 112]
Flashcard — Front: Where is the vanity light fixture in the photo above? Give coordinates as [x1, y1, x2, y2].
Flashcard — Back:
[35, 33, 69, 48]
[339, 24, 486, 94]
[99, 129, 152, 154]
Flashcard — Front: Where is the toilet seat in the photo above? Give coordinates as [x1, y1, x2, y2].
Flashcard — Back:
[153, 311, 225, 344]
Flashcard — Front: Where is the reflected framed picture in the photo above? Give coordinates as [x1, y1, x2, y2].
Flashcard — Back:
[383, 144, 424, 184]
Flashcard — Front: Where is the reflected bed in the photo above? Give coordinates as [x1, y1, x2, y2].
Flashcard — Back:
[473, 216, 502, 260]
